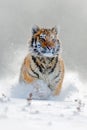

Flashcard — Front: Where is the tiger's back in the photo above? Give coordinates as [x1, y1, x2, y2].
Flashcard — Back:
[19, 25, 64, 96]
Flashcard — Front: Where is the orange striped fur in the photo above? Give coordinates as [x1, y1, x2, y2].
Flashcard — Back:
[19, 26, 64, 96]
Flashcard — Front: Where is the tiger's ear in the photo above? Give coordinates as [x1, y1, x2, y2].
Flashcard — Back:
[32, 25, 40, 35]
[52, 26, 58, 34]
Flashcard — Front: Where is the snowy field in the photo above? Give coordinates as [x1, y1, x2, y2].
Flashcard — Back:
[0, 72, 87, 130]
[0, 0, 87, 129]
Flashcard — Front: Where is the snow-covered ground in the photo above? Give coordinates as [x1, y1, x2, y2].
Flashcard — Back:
[0, 72, 87, 130]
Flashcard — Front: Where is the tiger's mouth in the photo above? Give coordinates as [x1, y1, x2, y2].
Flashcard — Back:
[29, 43, 60, 57]
[34, 47, 55, 57]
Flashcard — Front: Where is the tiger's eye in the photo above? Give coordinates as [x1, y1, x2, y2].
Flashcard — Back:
[40, 34, 46, 40]
[52, 39, 56, 42]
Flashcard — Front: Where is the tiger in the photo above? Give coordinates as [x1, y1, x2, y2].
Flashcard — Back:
[19, 25, 64, 97]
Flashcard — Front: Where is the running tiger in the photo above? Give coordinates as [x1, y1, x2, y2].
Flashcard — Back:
[19, 25, 64, 96]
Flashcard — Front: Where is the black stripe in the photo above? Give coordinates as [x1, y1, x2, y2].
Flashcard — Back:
[49, 57, 58, 74]
[30, 65, 39, 78]
[53, 71, 61, 80]
[27, 71, 38, 78]
[46, 57, 54, 63]
[40, 64, 45, 69]
[32, 56, 43, 73]
[55, 77, 61, 84]
[31, 37, 34, 47]
[53, 73, 60, 80]
[50, 57, 55, 62]
[35, 37, 37, 44]
[31, 37, 37, 47]
[38, 57, 46, 64]
[48, 84, 54, 91]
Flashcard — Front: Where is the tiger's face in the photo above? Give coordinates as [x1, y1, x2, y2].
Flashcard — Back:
[29, 25, 61, 57]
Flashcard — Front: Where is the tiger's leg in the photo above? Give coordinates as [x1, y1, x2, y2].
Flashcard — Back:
[53, 58, 64, 96]
[19, 56, 37, 83]
[53, 79, 63, 96]
[20, 68, 36, 83]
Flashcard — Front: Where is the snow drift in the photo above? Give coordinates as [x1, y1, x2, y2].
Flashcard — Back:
[0, 71, 87, 130]
[0, 71, 86, 101]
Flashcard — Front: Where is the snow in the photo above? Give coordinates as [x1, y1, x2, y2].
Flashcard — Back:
[0, 72, 87, 130]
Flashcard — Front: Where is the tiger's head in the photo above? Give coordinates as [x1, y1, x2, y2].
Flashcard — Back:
[29, 25, 61, 57]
